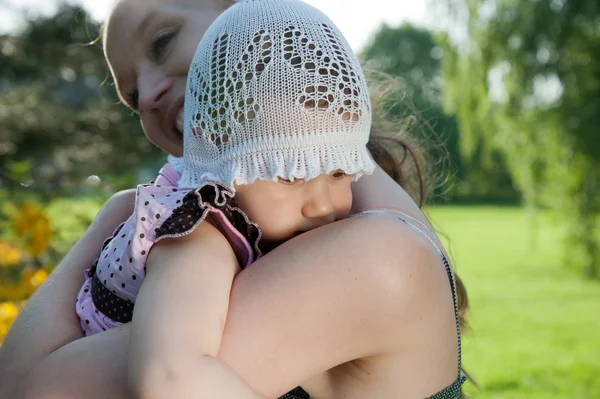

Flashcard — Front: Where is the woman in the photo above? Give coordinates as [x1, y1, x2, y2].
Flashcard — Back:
[0, 0, 468, 397]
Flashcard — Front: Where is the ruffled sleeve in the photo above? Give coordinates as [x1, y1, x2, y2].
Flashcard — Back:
[153, 182, 262, 268]
[78, 164, 262, 335]
[129, 167, 261, 269]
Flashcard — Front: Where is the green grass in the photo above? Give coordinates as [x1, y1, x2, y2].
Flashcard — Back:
[428, 206, 600, 399]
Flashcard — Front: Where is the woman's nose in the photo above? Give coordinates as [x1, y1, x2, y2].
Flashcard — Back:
[137, 69, 173, 112]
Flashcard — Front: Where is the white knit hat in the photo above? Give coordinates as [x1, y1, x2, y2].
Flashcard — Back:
[179, 0, 375, 189]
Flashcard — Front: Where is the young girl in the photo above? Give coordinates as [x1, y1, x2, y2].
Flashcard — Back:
[75, 0, 377, 396]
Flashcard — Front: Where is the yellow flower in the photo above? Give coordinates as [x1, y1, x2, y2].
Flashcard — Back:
[12, 203, 38, 237]
[11, 202, 52, 257]
[27, 219, 52, 257]
[30, 269, 48, 287]
[0, 302, 19, 319]
[0, 267, 47, 301]
[0, 301, 24, 345]
[0, 241, 23, 267]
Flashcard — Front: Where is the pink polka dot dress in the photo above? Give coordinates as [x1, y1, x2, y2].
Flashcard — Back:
[75, 163, 262, 336]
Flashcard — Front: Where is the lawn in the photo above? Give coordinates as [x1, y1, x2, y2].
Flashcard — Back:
[1, 205, 599, 398]
[428, 206, 600, 399]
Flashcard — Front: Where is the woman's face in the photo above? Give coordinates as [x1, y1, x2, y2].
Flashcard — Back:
[104, 0, 227, 156]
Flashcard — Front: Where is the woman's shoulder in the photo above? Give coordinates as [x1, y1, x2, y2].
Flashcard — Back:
[309, 213, 456, 339]
[339, 211, 454, 310]
[264, 212, 451, 323]
[328, 212, 446, 281]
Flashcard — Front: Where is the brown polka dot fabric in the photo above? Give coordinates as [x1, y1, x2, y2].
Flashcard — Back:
[278, 387, 310, 399]
[156, 183, 261, 258]
[90, 272, 133, 323]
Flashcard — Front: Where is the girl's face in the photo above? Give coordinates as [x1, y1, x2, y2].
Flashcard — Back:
[234, 172, 353, 251]
[104, 0, 227, 156]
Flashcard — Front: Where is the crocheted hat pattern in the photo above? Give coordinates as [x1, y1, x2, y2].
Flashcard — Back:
[179, 0, 375, 189]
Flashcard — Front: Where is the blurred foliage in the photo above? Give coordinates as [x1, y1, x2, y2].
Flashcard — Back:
[438, 0, 600, 277]
[0, 4, 164, 197]
[0, 201, 51, 343]
[0, 5, 166, 344]
[360, 23, 519, 203]
[0, 193, 104, 343]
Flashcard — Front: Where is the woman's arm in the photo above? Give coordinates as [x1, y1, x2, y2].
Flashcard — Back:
[128, 219, 261, 399]
[218, 213, 451, 398]
[0, 189, 136, 393]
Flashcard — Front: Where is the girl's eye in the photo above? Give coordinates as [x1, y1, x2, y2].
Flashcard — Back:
[331, 171, 348, 179]
[151, 31, 177, 61]
[278, 177, 302, 185]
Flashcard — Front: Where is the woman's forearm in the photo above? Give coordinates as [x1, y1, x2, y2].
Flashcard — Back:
[17, 325, 131, 399]
[17, 324, 263, 399]
[14, 221, 260, 399]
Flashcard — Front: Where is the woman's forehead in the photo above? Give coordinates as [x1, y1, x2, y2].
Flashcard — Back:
[105, 0, 164, 44]
[105, 0, 217, 44]
[104, 0, 148, 59]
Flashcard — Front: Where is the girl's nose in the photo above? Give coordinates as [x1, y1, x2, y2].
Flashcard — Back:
[301, 178, 335, 222]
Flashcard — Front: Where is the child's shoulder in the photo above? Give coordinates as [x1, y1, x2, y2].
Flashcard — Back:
[96, 161, 178, 226]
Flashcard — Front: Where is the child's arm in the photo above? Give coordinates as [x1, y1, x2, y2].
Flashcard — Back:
[128, 217, 263, 399]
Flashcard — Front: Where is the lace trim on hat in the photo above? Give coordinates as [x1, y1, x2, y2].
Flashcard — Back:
[180, 141, 376, 189]
[155, 182, 263, 259]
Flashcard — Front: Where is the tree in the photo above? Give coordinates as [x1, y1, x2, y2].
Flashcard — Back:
[360, 23, 518, 202]
[0, 5, 164, 198]
[438, 0, 600, 276]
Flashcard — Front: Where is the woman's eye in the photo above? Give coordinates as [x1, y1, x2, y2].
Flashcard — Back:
[127, 88, 139, 111]
[151, 31, 176, 61]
